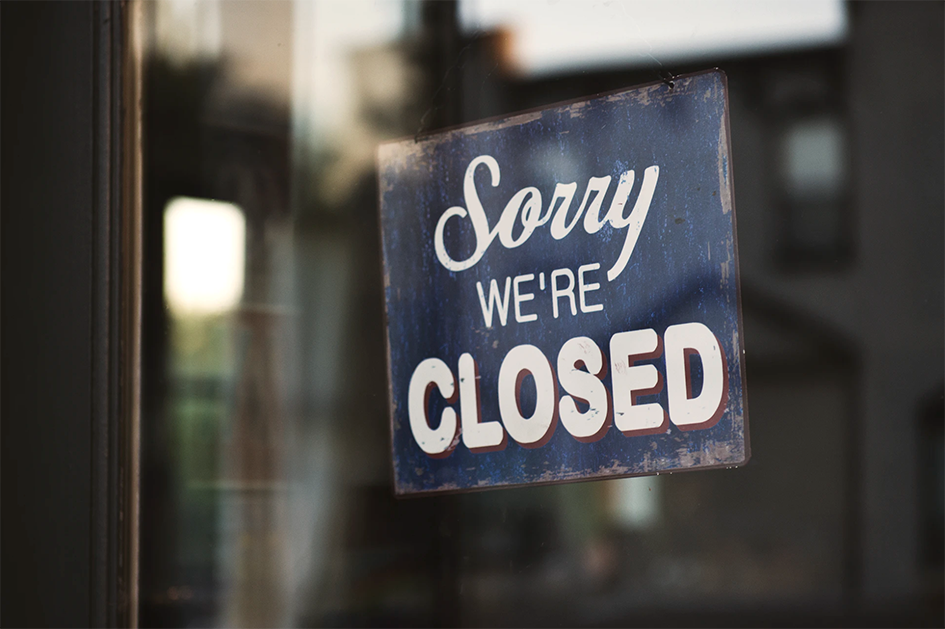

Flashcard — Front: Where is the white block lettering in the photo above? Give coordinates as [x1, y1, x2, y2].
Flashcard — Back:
[408, 358, 460, 457]
[459, 353, 506, 452]
[578, 263, 603, 313]
[513, 273, 538, 323]
[476, 276, 512, 327]
[551, 268, 576, 319]
[498, 344, 558, 448]
[665, 322, 728, 430]
[557, 336, 610, 442]
[610, 328, 667, 435]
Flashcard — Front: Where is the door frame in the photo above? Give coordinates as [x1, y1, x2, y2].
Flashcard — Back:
[1, 1, 142, 626]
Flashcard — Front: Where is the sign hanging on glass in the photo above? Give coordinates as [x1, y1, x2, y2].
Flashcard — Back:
[378, 69, 749, 496]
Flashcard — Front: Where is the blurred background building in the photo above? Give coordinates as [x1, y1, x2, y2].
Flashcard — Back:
[2, 1, 942, 627]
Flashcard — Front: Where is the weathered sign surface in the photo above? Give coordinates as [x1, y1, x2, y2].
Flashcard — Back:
[378, 69, 748, 496]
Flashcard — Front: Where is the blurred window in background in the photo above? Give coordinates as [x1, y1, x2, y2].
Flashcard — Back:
[779, 115, 850, 260]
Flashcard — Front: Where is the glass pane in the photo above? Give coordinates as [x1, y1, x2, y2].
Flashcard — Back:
[138, 2, 944, 627]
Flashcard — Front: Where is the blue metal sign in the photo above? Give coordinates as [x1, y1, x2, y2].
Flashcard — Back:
[378, 70, 748, 496]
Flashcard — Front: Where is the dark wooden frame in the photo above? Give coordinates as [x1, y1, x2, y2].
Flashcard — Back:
[1, 1, 142, 626]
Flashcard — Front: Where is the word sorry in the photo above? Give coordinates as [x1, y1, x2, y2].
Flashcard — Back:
[434, 155, 660, 282]
[407, 322, 728, 457]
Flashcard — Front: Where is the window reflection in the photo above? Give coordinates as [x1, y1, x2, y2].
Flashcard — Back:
[164, 197, 245, 315]
[779, 115, 848, 254]
[611, 476, 661, 530]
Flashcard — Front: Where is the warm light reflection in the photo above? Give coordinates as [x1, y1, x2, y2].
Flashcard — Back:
[164, 197, 246, 315]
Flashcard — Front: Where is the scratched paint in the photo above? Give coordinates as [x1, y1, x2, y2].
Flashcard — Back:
[378, 69, 749, 496]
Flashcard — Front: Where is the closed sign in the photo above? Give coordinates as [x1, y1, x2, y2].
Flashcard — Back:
[378, 70, 748, 496]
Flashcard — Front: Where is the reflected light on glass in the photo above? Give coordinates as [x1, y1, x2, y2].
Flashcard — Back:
[783, 117, 845, 196]
[461, 0, 847, 76]
[154, 0, 223, 65]
[293, 0, 407, 144]
[612, 476, 661, 530]
[164, 197, 246, 316]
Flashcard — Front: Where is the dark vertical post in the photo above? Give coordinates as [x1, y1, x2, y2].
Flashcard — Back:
[416, 3, 465, 625]
[1, 1, 136, 626]
[419, 0, 463, 132]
